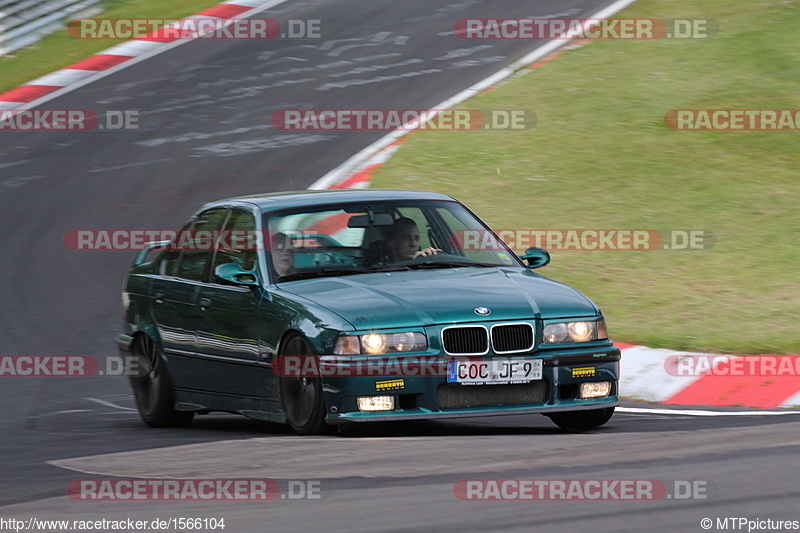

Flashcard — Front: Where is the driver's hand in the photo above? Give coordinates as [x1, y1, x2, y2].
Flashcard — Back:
[412, 247, 442, 259]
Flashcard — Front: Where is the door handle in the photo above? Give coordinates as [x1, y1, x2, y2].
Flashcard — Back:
[199, 298, 212, 309]
[154, 291, 165, 304]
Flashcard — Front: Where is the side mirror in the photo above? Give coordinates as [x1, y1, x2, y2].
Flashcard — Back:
[214, 263, 260, 287]
[519, 247, 550, 269]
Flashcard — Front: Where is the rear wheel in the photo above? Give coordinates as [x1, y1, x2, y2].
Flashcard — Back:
[130, 334, 194, 427]
[548, 407, 614, 431]
[278, 335, 331, 435]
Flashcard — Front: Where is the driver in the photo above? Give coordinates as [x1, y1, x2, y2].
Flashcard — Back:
[271, 232, 294, 277]
[388, 217, 441, 261]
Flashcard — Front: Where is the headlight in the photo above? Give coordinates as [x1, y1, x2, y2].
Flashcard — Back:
[362, 333, 386, 354]
[543, 319, 608, 344]
[568, 321, 593, 342]
[334, 332, 427, 355]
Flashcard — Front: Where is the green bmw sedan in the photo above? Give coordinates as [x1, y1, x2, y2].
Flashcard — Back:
[117, 189, 620, 434]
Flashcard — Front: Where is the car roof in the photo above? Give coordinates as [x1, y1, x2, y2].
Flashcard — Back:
[202, 189, 458, 211]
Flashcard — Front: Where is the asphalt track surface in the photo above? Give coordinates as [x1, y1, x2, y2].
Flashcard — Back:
[1, 0, 798, 530]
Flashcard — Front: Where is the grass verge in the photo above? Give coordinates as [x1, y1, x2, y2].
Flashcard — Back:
[371, 0, 800, 354]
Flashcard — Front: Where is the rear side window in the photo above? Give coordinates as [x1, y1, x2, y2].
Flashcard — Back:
[163, 219, 193, 277]
[212, 208, 257, 273]
[174, 208, 228, 281]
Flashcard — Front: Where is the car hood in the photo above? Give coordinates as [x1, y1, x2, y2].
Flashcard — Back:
[279, 268, 599, 330]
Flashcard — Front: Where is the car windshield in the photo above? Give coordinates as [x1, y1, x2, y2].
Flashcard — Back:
[264, 200, 522, 282]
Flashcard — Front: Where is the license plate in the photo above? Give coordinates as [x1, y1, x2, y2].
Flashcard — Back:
[447, 359, 542, 385]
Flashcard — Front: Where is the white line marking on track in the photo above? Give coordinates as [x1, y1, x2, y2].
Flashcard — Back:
[0, 160, 32, 169]
[30, 409, 92, 419]
[27, 69, 96, 88]
[85, 398, 136, 411]
[88, 159, 173, 173]
[0, 176, 44, 188]
[618, 407, 800, 417]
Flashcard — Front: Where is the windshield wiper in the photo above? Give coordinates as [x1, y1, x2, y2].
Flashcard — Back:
[278, 266, 410, 282]
[277, 262, 495, 281]
[278, 268, 370, 282]
[405, 260, 496, 269]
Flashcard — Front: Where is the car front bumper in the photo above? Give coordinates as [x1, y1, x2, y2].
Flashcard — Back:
[321, 346, 621, 423]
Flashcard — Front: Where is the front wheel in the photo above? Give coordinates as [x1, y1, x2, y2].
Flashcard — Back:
[548, 407, 614, 431]
[278, 335, 331, 435]
[130, 334, 194, 427]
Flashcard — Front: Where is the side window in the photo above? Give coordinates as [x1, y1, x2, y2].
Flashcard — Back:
[175, 208, 228, 281]
[437, 206, 512, 264]
[163, 219, 194, 277]
[213, 208, 257, 274]
[433, 208, 464, 253]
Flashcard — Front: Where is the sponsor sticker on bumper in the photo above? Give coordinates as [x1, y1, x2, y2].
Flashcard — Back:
[571, 367, 597, 378]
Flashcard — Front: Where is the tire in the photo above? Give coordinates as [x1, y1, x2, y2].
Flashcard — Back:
[548, 407, 614, 431]
[130, 334, 194, 428]
[278, 335, 331, 435]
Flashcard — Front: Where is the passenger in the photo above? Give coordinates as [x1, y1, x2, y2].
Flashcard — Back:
[271, 232, 294, 277]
